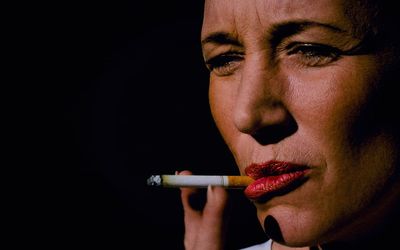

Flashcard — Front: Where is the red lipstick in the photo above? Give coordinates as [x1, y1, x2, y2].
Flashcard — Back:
[244, 161, 309, 201]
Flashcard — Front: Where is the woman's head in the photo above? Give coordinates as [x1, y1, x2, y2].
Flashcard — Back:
[201, 0, 400, 247]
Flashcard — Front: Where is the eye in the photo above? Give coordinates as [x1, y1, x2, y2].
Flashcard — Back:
[285, 43, 342, 67]
[205, 53, 244, 76]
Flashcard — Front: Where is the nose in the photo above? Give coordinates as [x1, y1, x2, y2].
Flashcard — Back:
[233, 55, 297, 145]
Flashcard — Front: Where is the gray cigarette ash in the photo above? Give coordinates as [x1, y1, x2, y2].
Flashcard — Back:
[147, 175, 162, 186]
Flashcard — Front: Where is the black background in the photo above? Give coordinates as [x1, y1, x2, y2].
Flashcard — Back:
[41, 1, 268, 249]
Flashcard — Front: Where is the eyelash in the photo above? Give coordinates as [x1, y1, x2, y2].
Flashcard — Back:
[205, 43, 342, 76]
[205, 53, 244, 76]
[284, 42, 342, 67]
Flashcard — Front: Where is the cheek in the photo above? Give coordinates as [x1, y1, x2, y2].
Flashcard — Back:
[286, 57, 380, 147]
[209, 76, 239, 148]
[278, 59, 398, 239]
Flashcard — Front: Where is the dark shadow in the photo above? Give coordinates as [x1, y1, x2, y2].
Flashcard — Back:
[264, 215, 283, 243]
[251, 115, 298, 145]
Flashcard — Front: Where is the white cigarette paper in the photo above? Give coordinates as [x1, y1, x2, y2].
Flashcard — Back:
[147, 175, 253, 188]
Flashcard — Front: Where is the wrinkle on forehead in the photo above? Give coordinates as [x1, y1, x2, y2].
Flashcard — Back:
[202, 0, 242, 41]
[202, 0, 354, 41]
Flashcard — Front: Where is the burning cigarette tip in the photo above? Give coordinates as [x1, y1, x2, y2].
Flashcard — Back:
[147, 175, 162, 186]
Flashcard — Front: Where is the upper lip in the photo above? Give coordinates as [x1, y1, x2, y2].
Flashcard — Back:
[245, 160, 309, 179]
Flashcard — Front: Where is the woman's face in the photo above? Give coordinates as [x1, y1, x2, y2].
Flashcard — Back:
[202, 0, 400, 247]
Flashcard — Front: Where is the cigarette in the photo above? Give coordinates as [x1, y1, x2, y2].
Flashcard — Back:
[147, 175, 254, 188]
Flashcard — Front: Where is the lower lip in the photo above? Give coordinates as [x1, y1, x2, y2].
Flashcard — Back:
[244, 170, 309, 200]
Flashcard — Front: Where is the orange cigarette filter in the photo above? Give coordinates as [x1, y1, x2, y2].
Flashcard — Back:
[227, 176, 254, 187]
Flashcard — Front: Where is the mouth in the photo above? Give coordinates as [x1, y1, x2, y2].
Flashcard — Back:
[244, 161, 310, 201]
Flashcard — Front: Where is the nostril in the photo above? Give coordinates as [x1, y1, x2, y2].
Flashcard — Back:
[251, 115, 298, 145]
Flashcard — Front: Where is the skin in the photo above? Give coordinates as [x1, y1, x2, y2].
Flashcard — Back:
[180, 0, 400, 249]
[180, 171, 230, 250]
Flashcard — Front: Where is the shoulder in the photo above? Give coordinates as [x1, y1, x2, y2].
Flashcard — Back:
[239, 239, 272, 250]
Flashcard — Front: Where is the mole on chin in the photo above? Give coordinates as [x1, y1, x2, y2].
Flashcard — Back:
[264, 215, 284, 243]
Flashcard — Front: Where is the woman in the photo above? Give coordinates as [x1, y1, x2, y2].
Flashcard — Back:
[179, 0, 400, 249]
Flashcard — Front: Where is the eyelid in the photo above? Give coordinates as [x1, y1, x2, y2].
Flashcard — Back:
[205, 51, 244, 64]
[285, 42, 341, 54]
[205, 52, 244, 76]
[277, 42, 343, 67]
[204, 48, 244, 63]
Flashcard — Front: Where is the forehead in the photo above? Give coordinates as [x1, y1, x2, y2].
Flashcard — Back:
[202, 0, 353, 39]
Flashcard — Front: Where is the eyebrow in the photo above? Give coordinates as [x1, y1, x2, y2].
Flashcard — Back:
[201, 20, 347, 48]
[201, 32, 241, 47]
[269, 20, 346, 46]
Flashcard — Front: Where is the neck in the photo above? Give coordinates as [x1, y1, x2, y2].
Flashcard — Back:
[272, 206, 400, 250]
[316, 175, 400, 250]
[318, 206, 400, 250]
